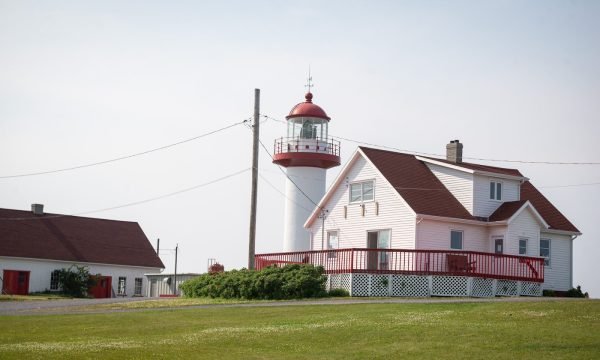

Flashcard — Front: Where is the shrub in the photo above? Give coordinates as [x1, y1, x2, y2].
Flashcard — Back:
[543, 289, 556, 297]
[180, 264, 327, 300]
[57, 265, 96, 298]
[565, 285, 588, 298]
[328, 288, 350, 297]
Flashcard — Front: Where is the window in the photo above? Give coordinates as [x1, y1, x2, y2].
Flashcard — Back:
[494, 237, 504, 254]
[490, 181, 502, 200]
[118, 277, 127, 296]
[519, 238, 528, 255]
[327, 231, 339, 258]
[134, 278, 143, 296]
[349, 180, 374, 203]
[451, 230, 463, 250]
[50, 270, 60, 291]
[540, 239, 551, 266]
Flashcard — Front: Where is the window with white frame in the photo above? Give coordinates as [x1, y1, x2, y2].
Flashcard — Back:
[490, 181, 502, 200]
[118, 277, 127, 295]
[50, 270, 60, 291]
[450, 230, 463, 250]
[134, 278, 143, 296]
[327, 231, 339, 258]
[349, 180, 374, 203]
[540, 239, 551, 266]
[519, 238, 528, 255]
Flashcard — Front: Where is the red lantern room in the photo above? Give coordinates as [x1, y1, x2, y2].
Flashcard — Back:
[272, 92, 341, 169]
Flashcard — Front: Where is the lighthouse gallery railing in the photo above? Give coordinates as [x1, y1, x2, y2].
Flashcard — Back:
[255, 248, 544, 283]
[274, 137, 340, 157]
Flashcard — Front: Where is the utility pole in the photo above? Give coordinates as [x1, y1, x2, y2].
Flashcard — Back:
[174, 244, 178, 296]
[248, 88, 260, 269]
[156, 238, 160, 255]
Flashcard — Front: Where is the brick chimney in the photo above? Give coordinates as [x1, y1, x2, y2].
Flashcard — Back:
[446, 140, 463, 163]
[31, 203, 44, 215]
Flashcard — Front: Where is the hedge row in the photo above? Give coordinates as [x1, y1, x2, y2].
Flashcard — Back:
[179, 264, 327, 300]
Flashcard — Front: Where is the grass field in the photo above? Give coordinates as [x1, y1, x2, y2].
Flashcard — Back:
[0, 299, 598, 359]
[0, 294, 72, 301]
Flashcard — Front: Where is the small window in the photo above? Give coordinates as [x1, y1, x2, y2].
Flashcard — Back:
[540, 239, 551, 266]
[349, 180, 375, 203]
[134, 278, 143, 296]
[118, 277, 127, 296]
[519, 238, 528, 255]
[490, 181, 502, 200]
[450, 230, 463, 250]
[50, 270, 60, 291]
[327, 231, 339, 258]
[494, 238, 504, 254]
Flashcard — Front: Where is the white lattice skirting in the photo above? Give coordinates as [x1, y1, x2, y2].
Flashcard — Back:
[327, 274, 542, 297]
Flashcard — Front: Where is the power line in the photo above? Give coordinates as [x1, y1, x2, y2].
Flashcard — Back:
[258, 172, 314, 214]
[256, 137, 321, 209]
[0, 119, 249, 179]
[260, 114, 600, 165]
[258, 171, 339, 229]
[0, 168, 250, 221]
[539, 182, 600, 189]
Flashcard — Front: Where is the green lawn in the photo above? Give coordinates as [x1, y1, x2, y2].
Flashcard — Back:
[0, 299, 598, 359]
[0, 294, 73, 301]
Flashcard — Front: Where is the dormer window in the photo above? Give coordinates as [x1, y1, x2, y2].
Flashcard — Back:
[490, 181, 502, 200]
[350, 180, 374, 203]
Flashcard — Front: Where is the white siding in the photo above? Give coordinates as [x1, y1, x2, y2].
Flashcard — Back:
[0, 256, 160, 297]
[309, 155, 415, 250]
[540, 233, 572, 291]
[473, 175, 521, 217]
[505, 208, 540, 256]
[416, 219, 488, 252]
[426, 164, 474, 214]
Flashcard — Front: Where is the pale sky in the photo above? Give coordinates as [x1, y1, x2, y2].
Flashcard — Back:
[1, 1, 599, 296]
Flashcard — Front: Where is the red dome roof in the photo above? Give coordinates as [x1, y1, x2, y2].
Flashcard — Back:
[286, 92, 330, 120]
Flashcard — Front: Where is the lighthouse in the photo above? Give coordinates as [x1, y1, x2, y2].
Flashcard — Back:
[273, 91, 341, 252]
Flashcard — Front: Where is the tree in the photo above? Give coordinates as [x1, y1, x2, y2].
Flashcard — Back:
[57, 265, 96, 297]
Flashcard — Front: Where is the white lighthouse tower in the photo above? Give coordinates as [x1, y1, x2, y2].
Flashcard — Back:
[273, 91, 341, 252]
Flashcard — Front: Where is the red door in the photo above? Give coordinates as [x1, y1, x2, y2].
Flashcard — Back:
[88, 276, 112, 298]
[2, 270, 30, 295]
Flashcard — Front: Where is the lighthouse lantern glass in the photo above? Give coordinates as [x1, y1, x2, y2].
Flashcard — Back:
[287, 117, 328, 140]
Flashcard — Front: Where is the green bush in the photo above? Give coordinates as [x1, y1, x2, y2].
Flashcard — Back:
[57, 265, 96, 298]
[565, 285, 588, 298]
[180, 264, 327, 300]
[328, 288, 350, 297]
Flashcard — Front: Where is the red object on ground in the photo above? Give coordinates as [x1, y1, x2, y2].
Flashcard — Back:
[2, 270, 30, 295]
[88, 275, 112, 298]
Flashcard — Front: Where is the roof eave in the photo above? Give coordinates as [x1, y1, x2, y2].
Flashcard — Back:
[415, 156, 528, 182]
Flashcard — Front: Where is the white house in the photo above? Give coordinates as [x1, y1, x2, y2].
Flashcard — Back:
[256, 141, 581, 297]
[0, 204, 164, 297]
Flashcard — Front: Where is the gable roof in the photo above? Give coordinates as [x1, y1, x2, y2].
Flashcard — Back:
[359, 147, 474, 220]
[489, 200, 528, 221]
[520, 181, 579, 233]
[0, 209, 165, 269]
[305, 146, 579, 234]
[489, 200, 550, 228]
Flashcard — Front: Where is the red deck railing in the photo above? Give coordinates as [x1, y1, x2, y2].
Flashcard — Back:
[255, 248, 544, 283]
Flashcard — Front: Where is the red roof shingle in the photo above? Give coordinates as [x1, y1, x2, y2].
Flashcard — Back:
[360, 147, 579, 233]
[488, 200, 528, 221]
[0, 209, 165, 268]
